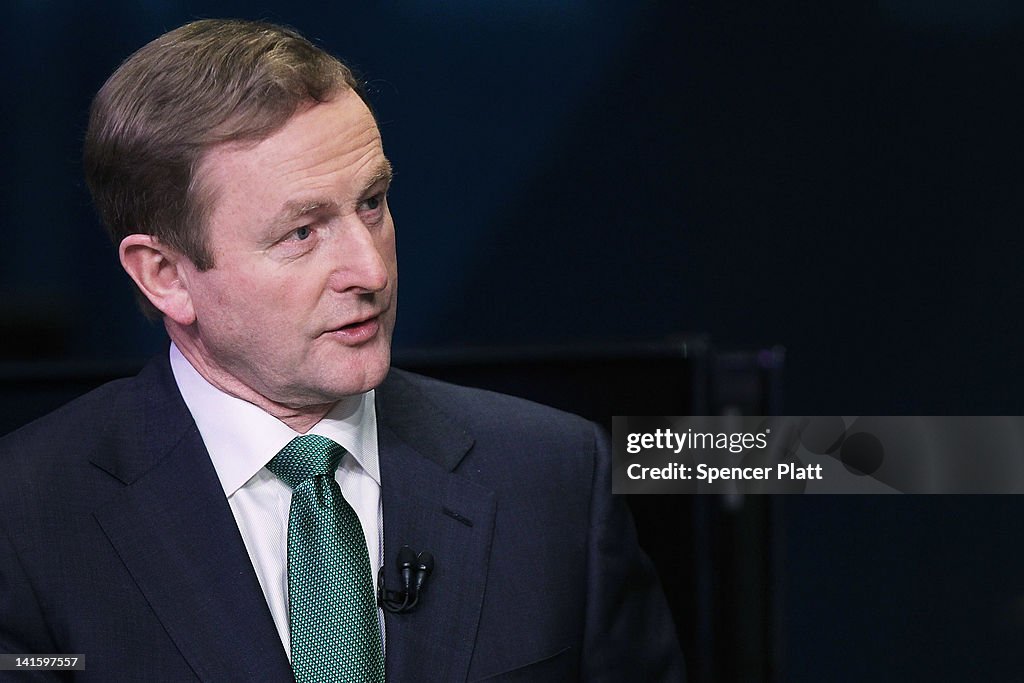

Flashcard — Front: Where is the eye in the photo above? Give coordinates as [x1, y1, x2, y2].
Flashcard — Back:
[292, 226, 312, 240]
[360, 193, 385, 212]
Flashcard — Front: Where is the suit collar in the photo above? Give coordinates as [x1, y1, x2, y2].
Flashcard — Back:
[88, 353, 196, 485]
[90, 353, 293, 681]
[374, 369, 475, 472]
[375, 369, 495, 682]
[93, 360, 476, 483]
[92, 360, 494, 682]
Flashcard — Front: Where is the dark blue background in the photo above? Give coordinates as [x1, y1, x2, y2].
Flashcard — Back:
[3, 2, 1023, 681]
[5, 1, 1022, 415]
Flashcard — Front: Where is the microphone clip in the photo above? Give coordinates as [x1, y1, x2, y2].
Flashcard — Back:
[377, 545, 434, 614]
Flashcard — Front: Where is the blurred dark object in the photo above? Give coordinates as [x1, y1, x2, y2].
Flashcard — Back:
[0, 359, 143, 435]
[0, 297, 77, 360]
[394, 337, 786, 428]
[395, 336, 710, 428]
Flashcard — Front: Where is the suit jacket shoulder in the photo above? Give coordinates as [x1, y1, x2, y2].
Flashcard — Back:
[0, 356, 294, 681]
[378, 367, 600, 476]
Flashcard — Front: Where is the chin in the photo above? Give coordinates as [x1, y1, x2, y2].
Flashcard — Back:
[355, 358, 391, 394]
[328, 349, 392, 397]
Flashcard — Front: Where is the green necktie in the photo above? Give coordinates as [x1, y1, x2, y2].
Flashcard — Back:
[266, 434, 385, 682]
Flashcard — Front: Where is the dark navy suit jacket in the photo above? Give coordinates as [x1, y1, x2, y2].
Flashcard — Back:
[0, 355, 684, 681]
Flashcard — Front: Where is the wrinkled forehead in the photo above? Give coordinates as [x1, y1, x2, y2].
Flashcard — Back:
[203, 90, 383, 181]
[193, 92, 388, 234]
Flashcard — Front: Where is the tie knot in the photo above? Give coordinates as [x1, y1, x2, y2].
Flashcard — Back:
[266, 434, 345, 489]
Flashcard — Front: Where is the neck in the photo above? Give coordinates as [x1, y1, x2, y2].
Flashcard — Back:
[168, 331, 335, 434]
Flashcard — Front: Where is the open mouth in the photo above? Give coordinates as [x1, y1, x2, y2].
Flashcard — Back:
[326, 316, 380, 343]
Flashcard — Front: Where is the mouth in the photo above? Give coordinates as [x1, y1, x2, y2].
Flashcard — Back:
[322, 314, 382, 345]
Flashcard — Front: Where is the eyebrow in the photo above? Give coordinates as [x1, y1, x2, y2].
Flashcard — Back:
[272, 158, 394, 225]
[359, 158, 394, 197]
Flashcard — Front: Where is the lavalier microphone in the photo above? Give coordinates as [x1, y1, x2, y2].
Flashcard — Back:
[378, 545, 434, 614]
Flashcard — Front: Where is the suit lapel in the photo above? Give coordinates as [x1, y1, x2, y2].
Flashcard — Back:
[89, 360, 496, 682]
[90, 357, 292, 682]
[376, 371, 496, 683]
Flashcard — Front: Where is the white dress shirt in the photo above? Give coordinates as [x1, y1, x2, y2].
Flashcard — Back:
[168, 343, 383, 658]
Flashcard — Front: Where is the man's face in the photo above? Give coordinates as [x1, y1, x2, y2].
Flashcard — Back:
[178, 89, 397, 408]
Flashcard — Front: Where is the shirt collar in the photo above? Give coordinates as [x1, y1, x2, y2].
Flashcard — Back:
[168, 343, 380, 497]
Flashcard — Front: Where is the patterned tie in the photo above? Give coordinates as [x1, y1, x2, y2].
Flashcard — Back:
[266, 435, 385, 682]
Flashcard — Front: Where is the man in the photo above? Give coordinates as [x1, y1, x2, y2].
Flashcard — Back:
[0, 19, 683, 682]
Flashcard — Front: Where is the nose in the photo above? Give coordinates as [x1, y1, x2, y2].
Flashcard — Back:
[328, 219, 391, 294]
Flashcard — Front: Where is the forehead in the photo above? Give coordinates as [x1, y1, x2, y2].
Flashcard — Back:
[198, 90, 385, 225]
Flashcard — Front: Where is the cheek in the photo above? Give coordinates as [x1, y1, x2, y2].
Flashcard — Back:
[378, 221, 399, 275]
[195, 270, 295, 330]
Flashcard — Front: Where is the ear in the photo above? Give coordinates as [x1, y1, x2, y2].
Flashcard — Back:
[119, 234, 196, 325]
